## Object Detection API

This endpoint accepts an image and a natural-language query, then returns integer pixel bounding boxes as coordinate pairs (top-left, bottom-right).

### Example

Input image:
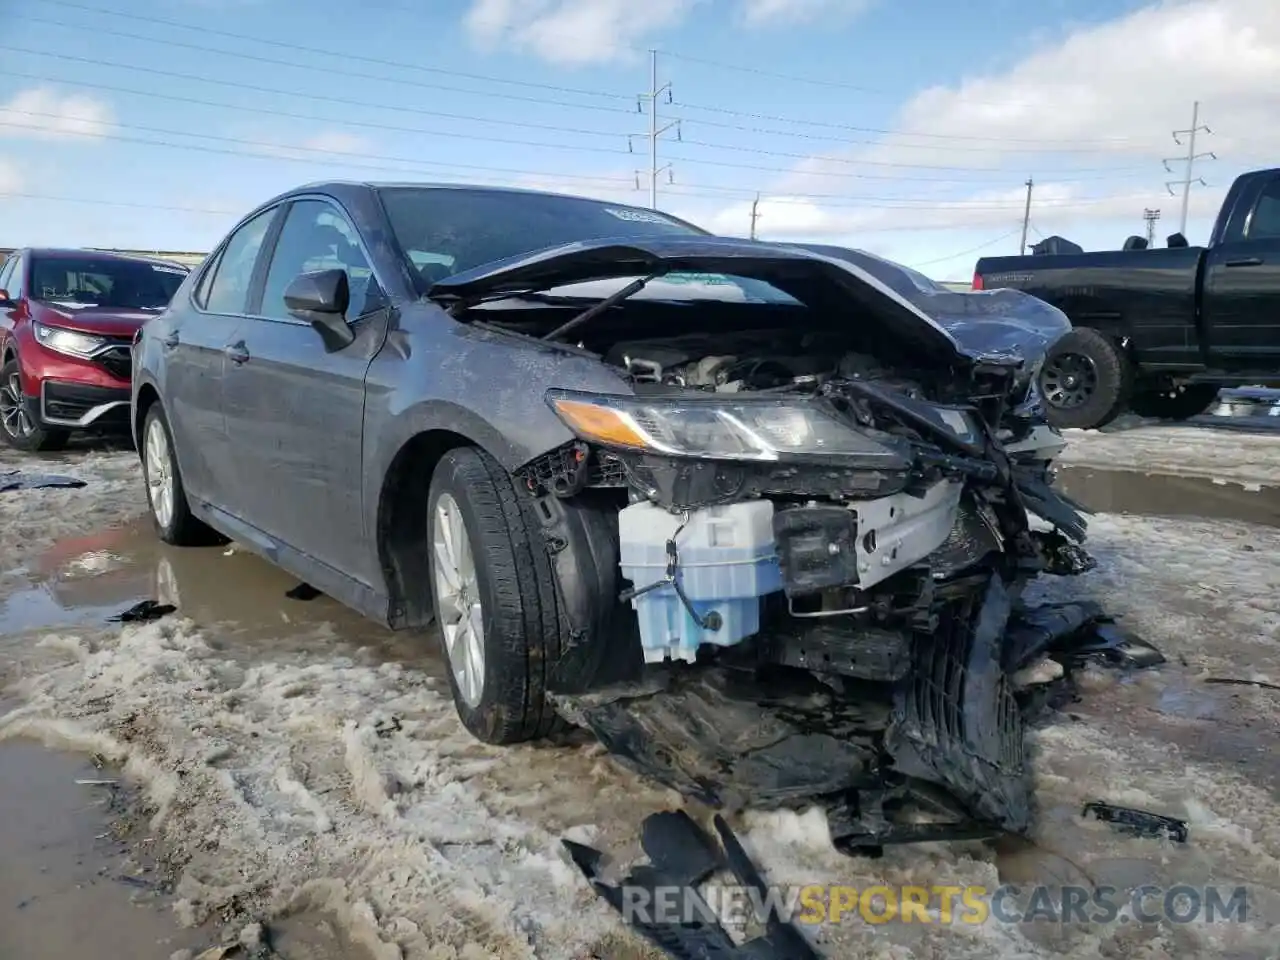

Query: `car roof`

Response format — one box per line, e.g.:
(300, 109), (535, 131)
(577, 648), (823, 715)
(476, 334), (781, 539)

(19, 247), (190, 270)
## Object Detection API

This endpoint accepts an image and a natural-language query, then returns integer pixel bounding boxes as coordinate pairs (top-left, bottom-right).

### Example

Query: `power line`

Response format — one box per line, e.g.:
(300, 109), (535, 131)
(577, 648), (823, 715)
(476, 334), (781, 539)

(907, 230), (1022, 268)
(9, 25), (636, 117)
(0, 113), (640, 186)
(0, 67), (632, 143)
(1163, 100), (1215, 236)
(670, 98), (1149, 146)
(13, 9), (1160, 152)
(28, 0), (636, 102)
(2, 57), (1152, 185)
(2, 54), (1153, 182)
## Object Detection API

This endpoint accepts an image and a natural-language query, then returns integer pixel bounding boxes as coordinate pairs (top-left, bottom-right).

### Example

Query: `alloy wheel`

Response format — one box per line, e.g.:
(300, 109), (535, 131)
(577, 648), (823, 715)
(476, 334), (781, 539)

(144, 415), (175, 530)
(432, 492), (486, 708)
(1040, 353), (1098, 410)
(0, 372), (34, 439)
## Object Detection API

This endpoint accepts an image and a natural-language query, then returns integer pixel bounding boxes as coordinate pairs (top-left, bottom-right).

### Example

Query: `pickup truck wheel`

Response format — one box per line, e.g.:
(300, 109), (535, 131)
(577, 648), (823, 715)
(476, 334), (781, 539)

(1037, 329), (1132, 430)
(1129, 384), (1219, 421)
(427, 446), (565, 745)
(0, 359), (70, 452)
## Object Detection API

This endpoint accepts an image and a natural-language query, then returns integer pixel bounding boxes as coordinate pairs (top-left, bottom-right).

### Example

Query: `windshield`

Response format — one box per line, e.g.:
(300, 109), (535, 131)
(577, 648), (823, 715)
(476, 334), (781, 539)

(377, 187), (709, 289)
(29, 256), (188, 309)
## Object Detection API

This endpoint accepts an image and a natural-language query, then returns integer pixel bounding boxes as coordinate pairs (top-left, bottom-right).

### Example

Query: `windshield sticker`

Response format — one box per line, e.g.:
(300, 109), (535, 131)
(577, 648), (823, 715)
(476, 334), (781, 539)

(603, 207), (678, 225)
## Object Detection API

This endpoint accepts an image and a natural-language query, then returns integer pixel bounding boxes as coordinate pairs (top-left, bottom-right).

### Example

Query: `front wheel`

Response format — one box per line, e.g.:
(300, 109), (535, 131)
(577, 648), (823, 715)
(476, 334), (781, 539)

(426, 446), (565, 745)
(1128, 384), (1219, 421)
(1037, 329), (1133, 430)
(0, 359), (70, 452)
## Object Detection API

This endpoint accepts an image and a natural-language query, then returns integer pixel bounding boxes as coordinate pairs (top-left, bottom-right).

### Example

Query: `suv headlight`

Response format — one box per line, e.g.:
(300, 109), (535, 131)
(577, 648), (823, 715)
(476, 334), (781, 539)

(546, 389), (909, 464)
(33, 321), (107, 359)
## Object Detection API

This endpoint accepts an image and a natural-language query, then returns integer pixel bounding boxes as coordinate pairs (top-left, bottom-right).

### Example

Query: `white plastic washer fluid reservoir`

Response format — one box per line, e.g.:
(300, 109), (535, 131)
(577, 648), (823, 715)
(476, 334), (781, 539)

(617, 500), (783, 664)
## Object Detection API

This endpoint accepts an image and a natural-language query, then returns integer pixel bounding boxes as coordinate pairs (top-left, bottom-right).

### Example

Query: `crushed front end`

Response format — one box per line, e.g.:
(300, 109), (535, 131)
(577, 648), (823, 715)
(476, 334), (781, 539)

(518, 339), (1090, 846)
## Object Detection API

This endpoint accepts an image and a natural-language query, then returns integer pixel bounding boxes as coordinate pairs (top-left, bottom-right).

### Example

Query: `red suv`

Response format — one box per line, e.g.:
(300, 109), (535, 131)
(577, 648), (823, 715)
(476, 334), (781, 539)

(0, 248), (189, 451)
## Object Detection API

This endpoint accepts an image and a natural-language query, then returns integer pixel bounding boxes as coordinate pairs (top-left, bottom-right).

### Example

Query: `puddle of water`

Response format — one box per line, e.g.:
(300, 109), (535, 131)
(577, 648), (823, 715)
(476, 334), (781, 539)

(0, 738), (207, 960)
(0, 517), (445, 676)
(1055, 466), (1280, 527)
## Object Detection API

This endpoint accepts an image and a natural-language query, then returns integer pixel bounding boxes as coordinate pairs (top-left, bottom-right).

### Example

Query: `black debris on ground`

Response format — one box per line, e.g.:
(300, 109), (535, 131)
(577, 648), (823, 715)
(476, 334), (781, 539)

(107, 599), (177, 624)
(0, 470), (87, 492)
(1081, 801), (1189, 843)
(284, 582), (322, 601)
(563, 809), (823, 960)
(1204, 677), (1280, 693)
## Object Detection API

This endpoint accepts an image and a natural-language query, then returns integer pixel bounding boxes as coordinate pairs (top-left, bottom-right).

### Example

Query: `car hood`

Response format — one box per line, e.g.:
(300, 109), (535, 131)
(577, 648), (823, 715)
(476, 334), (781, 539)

(426, 236), (982, 368)
(30, 301), (160, 337)
(779, 243), (1072, 375)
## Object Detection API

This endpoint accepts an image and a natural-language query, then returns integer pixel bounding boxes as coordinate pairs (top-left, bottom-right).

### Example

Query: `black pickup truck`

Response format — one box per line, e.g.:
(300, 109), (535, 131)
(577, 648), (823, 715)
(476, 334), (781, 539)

(973, 166), (1280, 429)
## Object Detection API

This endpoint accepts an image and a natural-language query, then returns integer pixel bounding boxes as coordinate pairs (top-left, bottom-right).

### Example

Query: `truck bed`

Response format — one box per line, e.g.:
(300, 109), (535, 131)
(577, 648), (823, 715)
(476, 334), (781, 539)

(975, 246), (1206, 367)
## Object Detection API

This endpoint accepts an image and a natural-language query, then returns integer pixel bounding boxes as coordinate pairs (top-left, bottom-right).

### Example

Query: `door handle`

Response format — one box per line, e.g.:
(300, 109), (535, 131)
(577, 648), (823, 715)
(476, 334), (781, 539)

(162, 331), (179, 349)
(225, 341), (250, 365)
(1225, 257), (1264, 267)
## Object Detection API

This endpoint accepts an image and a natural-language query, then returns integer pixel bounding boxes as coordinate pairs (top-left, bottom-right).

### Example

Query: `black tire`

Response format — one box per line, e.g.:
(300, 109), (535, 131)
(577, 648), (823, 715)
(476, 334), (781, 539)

(0, 358), (70, 452)
(1129, 384), (1219, 421)
(1037, 328), (1133, 430)
(426, 446), (565, 745)
(139, 403), (221, 546)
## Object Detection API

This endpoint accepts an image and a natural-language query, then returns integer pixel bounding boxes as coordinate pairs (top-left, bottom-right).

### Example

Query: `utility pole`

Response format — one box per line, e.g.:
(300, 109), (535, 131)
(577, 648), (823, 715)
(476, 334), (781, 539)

(1143, 208), (1161, 246)
(1164, 101), (1215, 236)
(749, 193), (761, 239)
(629, 49), (680, 209)
(1019, 178), (1033, 254)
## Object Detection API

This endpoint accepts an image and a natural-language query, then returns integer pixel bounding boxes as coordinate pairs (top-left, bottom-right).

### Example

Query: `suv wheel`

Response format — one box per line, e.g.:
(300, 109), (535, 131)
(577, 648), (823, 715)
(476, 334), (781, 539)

(426, 446), (565, 745)
(140, 404), (220, 545)
(0, 359), (70, 452)
(1037, 329), (1133, 430)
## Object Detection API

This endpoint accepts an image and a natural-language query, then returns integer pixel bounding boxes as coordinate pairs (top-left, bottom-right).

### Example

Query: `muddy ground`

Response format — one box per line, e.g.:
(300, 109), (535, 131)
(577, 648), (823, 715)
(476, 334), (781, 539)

(2, 425), (1280, 959)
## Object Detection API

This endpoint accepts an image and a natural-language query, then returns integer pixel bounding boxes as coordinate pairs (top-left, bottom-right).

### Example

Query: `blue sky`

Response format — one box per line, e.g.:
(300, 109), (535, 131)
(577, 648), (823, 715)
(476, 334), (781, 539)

(1, 0), (1277, 279)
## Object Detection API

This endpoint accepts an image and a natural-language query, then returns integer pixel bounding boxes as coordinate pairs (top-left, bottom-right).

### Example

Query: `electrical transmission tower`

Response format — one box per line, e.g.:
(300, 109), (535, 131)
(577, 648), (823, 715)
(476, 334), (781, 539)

(1164, 101), (1215, 236)
(1019, 178), (1033, 254)
(750, 193), (761, 239)
(1143, 208), (1161, 246)
(629, 50), (681, 209)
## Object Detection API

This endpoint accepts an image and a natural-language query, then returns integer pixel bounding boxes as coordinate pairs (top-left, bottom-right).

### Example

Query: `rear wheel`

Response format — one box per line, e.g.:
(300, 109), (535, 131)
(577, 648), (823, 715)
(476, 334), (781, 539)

(426, 446), (565, 745)
(140, 404), (221, 546)
(1037, 329), (1133, 430)
(1129, 383), (1219, 421)
(0, 359), (70, 452)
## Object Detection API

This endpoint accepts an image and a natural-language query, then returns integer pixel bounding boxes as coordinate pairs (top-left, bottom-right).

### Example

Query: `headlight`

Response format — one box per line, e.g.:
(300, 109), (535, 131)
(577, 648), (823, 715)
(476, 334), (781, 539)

(33, 321), (107, 359)
(546, 389), (907, 463)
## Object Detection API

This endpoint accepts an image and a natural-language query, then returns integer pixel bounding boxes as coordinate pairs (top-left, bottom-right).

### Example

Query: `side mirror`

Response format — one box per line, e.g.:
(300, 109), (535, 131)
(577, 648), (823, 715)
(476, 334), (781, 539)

(284, 269), (355, 352)
(0, 289), (12, 308)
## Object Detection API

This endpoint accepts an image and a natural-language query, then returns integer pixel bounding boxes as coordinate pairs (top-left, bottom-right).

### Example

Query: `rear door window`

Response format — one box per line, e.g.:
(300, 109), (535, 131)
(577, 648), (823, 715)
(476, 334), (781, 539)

(202, 208), (277, 315)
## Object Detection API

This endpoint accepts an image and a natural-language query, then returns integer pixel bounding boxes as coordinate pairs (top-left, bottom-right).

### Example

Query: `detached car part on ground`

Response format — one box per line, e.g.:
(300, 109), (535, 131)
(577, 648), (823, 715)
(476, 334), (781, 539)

(130, 184), (1137, 870)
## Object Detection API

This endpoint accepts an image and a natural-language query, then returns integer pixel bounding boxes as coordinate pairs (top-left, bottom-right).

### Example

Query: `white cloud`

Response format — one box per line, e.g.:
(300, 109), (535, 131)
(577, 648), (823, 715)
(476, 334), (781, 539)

(706, 0), (1280, 275)
(0, 87), (115, 141)
(464, 0), (692, 65)
(0, 158), (21, 193)
(738, 0), (873, 27)
(463, 0), (871, 64)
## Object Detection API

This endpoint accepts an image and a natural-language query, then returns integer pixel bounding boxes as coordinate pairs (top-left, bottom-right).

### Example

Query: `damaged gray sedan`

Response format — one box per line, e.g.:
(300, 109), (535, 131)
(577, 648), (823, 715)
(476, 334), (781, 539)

(133, 182), (1120, 855)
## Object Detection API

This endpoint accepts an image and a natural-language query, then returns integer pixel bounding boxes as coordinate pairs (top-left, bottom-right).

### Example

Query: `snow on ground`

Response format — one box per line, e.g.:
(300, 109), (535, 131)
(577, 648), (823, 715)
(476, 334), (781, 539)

(1059, 420), (1280, 488)
(2, 443), (1280, 958)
